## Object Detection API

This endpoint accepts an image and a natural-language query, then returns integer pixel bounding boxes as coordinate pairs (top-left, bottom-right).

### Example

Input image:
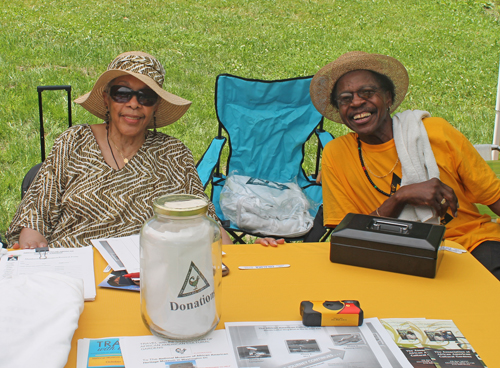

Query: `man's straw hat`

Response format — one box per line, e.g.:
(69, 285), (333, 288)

(310, 51), (409, 123)
(75, 51), (191, 128)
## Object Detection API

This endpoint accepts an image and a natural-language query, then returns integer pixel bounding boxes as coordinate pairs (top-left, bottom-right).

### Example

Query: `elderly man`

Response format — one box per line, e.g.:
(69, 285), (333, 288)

(310, 51), (500, 280)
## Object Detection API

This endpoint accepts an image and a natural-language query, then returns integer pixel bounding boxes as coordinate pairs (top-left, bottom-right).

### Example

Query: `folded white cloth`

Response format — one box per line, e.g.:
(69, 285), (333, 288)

(220, 174), (314, 237)
(392, 110), (440, 224)
(0, 272), (84, 368)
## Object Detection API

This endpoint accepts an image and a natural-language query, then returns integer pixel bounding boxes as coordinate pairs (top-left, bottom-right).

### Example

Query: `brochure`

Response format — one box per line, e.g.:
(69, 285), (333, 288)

(224, 320), (409, 367)
(380, 318), (487, 367)
(365, 318), (413, 368)
(77, 331), (233, 368)
(98, 270), (140, 292)
(77, 337), (124, 368)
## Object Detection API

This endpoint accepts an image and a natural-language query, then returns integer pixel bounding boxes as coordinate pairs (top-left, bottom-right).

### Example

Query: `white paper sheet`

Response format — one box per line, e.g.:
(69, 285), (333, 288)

(365, 318), (413, 368)
(225, 320), (395, 368)
(91, 235), (140, 273)
(118, 331), (233, 367)
(0, 246), (96, 301)
(91, 235), (226, 276)
(91, 238), (126, 272)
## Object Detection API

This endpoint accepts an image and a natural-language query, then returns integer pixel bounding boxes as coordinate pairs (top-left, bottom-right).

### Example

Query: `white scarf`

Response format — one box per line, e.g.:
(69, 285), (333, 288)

(392, 110), (440, 223)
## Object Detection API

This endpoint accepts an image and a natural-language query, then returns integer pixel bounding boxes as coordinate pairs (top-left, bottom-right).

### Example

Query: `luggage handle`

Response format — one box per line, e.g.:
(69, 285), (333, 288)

(370, 218), (412, 234)
(37, 85), (72, 162)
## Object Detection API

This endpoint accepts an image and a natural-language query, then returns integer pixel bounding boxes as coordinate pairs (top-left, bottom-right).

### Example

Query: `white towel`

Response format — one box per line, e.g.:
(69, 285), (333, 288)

(392, 110), (440, 223)
(0, 272), (84, 368)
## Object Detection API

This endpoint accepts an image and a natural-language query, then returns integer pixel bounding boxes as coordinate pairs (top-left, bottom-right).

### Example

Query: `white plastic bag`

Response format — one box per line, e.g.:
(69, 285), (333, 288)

(219, 174), (314, 237)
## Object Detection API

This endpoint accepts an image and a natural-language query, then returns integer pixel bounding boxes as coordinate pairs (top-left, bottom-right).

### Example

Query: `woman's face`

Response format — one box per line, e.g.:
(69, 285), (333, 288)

(103, 75), (159, 139)
(334, 70), (393, 144)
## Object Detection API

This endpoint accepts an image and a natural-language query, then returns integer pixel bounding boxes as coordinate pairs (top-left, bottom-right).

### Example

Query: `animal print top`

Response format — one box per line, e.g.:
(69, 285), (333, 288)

(7, 124), (217, 247)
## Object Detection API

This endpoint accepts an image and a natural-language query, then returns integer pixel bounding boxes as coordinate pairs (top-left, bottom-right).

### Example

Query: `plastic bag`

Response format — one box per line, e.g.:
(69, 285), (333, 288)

(219, 173), (315, 237)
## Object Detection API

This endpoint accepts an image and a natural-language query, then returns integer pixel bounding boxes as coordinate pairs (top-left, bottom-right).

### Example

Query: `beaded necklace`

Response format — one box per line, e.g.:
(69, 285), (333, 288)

(357, 138), (397, 197)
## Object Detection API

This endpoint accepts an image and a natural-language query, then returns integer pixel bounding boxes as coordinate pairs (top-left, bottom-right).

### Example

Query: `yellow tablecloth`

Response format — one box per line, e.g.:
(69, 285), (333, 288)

(66, 241), (500, 367)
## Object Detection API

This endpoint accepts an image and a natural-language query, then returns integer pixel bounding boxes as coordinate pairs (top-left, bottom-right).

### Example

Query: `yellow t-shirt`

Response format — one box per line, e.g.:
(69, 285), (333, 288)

(322, 116), (500, 251)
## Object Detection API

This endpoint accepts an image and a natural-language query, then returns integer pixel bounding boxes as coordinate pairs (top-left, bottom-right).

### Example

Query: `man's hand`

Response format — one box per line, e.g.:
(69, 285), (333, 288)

(315, 171), (322, 184)
(384, 178), (458, 218)
(255, 238), (286, 247)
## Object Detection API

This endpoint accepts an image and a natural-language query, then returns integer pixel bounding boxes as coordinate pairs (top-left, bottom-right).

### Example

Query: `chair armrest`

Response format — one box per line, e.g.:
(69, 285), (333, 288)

(315, 129), (334, 149)
(22, 162), (43, 199)
(196, 137), (227, 188)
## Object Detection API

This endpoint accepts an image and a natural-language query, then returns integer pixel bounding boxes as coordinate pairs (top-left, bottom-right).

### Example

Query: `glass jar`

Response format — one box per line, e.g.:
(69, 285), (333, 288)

(140, 194), (222, 339)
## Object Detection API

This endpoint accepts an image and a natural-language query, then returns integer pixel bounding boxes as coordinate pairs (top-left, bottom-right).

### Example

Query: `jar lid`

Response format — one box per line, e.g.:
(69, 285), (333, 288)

(153, 194), (209, 217)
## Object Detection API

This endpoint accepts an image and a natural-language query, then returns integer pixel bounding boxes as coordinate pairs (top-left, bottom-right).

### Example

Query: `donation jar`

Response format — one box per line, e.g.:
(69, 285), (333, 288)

(140, 194), (222, 339)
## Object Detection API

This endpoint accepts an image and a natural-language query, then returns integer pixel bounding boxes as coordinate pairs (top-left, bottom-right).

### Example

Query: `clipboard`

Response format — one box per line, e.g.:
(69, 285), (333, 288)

(0, 246), (96, 301)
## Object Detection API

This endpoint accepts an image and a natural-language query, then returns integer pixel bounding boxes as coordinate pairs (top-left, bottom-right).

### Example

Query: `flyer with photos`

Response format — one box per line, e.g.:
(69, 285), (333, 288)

(380, 318), (487, 367)
(224, 320), (410, 368)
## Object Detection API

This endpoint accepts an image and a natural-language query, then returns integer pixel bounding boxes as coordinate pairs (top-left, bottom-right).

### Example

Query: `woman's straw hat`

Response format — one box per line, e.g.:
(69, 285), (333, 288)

(310, 51), (409, 123)
(75, 51), (191, 128)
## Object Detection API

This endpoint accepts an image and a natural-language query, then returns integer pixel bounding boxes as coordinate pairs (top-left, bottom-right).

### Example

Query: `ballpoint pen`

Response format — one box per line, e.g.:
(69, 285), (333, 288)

(123, 272), (140, 279)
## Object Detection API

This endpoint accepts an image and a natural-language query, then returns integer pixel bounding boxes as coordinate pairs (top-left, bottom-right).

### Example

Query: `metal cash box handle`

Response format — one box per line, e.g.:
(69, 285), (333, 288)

(370, 219), (412, 234)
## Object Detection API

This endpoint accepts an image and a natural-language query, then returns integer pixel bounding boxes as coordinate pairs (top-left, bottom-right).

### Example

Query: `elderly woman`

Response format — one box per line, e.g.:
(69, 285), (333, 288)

(310, 51), (500, 280)
(7, 51), (233, 248)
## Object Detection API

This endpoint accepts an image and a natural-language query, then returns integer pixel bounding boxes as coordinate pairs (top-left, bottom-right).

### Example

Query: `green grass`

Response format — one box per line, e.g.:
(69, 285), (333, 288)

(1, 0), (500, 235)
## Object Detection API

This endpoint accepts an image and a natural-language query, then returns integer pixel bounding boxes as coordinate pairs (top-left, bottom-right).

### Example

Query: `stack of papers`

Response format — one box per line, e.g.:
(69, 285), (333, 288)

(77, 319), (413, 367)
(76, 318), (487, 367)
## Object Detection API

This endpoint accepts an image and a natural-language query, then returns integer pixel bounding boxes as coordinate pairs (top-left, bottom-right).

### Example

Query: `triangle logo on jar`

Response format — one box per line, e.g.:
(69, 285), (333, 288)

(178, 261), (211, 297)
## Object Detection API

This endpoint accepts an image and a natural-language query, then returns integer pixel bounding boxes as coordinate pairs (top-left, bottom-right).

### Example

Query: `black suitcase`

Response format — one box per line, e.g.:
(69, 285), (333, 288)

(21, 86), (72, 198)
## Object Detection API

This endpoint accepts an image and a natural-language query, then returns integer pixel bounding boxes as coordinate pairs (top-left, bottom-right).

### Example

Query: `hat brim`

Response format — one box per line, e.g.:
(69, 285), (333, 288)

(310, 52), (409, 123)
(74, 70), (191, 128)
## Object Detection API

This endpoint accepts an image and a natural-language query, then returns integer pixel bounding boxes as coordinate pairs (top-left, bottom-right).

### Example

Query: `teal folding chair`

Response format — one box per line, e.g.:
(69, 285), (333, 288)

(196, 74), (334, 243)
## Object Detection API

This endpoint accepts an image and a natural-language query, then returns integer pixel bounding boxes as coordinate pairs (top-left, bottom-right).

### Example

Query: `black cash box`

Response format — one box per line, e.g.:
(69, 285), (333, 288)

(330, 213), (446, 278)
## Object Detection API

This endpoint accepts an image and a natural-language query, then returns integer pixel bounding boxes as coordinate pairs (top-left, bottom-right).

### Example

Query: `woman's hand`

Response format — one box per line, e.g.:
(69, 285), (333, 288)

(220, 228), (284, 246)
(255, 238), (286, 247)
(381, 178), (458, 218)
(13, 228), (48, 249)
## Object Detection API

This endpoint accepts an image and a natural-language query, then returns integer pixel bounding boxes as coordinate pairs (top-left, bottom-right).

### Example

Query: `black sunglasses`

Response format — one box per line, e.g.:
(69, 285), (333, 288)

(109, 85), (159, 106)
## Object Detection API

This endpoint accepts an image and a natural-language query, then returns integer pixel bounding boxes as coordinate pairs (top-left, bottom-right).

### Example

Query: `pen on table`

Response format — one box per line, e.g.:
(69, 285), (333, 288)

(238, 264), (290, 270)
(123, 272), (140, 279)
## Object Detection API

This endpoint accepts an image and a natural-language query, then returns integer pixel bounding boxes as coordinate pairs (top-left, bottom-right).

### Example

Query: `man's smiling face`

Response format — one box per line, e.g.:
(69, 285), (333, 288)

(334, 70), (394, 144)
